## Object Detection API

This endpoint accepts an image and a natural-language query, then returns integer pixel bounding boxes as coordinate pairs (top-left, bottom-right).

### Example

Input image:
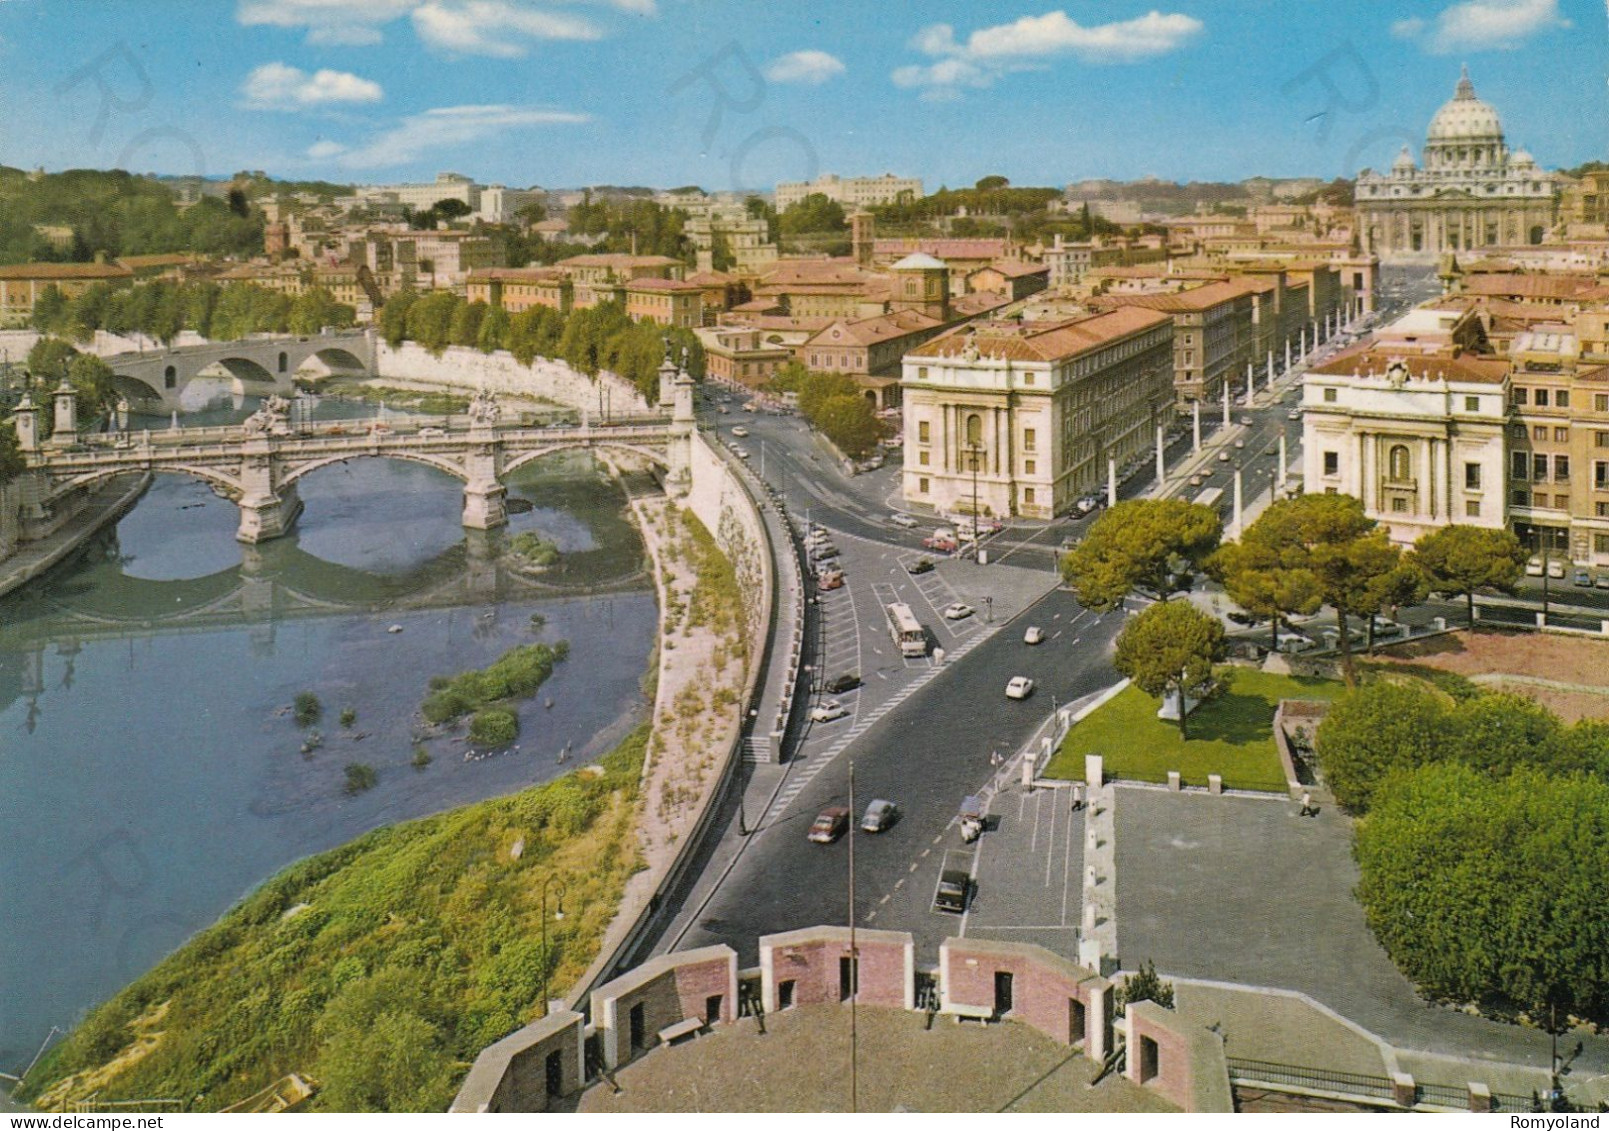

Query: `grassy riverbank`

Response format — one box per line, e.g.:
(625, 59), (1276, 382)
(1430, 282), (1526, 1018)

(20, 726), (649, 1113)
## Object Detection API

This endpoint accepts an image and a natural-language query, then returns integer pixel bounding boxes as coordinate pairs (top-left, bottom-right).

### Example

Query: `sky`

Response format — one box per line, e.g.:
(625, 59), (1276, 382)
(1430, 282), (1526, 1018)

(0, 0), (1603, 192)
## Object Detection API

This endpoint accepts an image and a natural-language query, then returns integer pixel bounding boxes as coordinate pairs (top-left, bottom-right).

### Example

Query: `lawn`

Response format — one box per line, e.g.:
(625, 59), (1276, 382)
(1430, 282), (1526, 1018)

(1045, 668), (1344, 792)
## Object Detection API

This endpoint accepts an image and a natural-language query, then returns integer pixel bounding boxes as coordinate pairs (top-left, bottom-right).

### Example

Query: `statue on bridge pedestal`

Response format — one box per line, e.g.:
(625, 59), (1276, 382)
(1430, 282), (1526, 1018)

(241, 394), (293, 437)
(468, 388), (501, 429)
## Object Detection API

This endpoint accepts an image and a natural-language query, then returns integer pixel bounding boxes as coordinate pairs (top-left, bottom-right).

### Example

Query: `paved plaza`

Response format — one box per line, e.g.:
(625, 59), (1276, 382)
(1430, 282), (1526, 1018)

(577, 1004), (1174, 1113)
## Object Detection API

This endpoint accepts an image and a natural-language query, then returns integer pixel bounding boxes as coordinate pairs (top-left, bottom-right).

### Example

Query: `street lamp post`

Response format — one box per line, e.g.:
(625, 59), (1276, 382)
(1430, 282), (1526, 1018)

(540, 877), (567, 1017)
(967, 442), (983, 527)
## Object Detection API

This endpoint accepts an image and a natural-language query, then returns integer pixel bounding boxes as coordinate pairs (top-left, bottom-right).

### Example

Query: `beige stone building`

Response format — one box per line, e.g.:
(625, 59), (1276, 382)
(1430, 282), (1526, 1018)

(1356, 68), (1561, 263)
(901, 308), (1175, 520)
(774, 173), (922, 212)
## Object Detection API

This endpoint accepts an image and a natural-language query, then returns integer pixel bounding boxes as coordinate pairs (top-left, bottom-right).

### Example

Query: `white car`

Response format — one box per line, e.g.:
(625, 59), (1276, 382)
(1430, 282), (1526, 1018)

(733, 447), (750, 460)
(889, 513), (919, 528)
(417, 426), (446, 438)
(731, 426), (749, 437)
(1023, 626), (1045, 645)
(943, 603), (975, 620)
(1287, 408), (1302, 420)
(1548, 559), (1566, 579)
(1526, 555), (1544, 576)
(1005, 676), (1035, 700)
(810, 699), (848, 723)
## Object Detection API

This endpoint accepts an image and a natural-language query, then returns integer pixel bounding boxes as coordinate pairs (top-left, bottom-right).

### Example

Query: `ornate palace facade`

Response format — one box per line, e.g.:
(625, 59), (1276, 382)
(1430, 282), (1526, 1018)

(1356, 68), (1561, 263)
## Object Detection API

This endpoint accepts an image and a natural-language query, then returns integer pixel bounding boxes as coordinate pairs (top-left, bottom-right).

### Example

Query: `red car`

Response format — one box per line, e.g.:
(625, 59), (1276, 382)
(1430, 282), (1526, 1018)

(808, 807), (850, 844)
(923, 535), (958, 553)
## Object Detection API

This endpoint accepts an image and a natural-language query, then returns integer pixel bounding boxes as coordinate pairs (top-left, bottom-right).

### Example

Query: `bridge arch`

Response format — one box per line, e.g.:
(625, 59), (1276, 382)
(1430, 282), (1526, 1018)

(49, 462), (245, 502)
(502, 441), (669, 478)
(277, 449), (471, 490)
(209, 357), (278, 384)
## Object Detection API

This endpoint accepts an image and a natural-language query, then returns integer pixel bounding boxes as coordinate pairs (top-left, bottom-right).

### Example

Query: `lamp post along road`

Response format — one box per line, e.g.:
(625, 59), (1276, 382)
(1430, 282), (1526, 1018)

(540, 877), (567, 1017)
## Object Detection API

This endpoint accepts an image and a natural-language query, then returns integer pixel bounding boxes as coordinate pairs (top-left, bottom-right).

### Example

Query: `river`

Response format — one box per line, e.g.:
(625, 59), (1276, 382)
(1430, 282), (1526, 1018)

(0, 392), (657, 1073)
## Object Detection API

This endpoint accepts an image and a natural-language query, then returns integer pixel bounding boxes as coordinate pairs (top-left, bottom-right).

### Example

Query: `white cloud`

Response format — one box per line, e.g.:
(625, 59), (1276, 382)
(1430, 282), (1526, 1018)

(237, 0), (653, 50)
(1394, 0), (1570, 53)
(764, 49), (846, 85)
(892, 9), (1203, 98)
(241, 62), (385, 109)
(312, 103), (589, 168)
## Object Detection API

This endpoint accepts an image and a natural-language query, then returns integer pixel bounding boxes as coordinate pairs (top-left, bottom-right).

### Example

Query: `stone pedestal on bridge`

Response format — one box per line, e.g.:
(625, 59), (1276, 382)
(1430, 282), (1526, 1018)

(237, 484), (302, 544)
(462, 480), (509, 531)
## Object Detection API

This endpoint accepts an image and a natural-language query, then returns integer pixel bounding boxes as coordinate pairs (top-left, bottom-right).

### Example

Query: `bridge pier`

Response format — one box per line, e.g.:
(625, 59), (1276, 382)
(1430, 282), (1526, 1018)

(237, 484), (302, 544)
(462, 481), (508, 531)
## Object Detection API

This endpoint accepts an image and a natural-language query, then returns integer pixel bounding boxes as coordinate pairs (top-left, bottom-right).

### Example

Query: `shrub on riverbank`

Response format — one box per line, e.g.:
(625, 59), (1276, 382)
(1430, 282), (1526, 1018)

(469, 708), (518, 746)
(420, 641), (570, 726)
(19, 726), (650, 1113)
(343, 763), (377, 795)
(293, 692), (322, 727)
(510, 532), (560, 568)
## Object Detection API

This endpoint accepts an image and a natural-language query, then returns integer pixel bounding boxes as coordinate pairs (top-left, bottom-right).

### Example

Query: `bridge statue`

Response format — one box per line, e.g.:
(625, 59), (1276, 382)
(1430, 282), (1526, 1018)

(467, 389), (501, 429)
(241, 394), (292, 437)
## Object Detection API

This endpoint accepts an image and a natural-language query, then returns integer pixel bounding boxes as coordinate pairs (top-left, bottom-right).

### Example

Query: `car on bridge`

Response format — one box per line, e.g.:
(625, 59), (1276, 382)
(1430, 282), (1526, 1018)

(417, 426), (446, 438)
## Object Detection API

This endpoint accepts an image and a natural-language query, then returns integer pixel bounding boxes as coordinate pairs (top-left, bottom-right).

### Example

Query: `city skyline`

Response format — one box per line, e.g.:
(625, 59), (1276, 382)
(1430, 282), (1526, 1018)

(0, 0), (1602, 193)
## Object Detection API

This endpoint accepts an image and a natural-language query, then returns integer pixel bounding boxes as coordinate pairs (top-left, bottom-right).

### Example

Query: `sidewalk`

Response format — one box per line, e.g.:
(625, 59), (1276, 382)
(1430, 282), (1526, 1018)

(0, 472), (151, 601)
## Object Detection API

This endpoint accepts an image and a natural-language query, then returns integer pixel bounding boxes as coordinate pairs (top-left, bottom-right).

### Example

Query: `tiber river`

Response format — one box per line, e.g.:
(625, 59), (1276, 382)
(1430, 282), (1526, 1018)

(0, 392), (657, 1073)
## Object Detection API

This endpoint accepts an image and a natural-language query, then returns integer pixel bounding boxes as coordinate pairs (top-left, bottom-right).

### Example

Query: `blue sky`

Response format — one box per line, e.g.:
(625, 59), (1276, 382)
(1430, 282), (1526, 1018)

(0, 0), (1603, 191)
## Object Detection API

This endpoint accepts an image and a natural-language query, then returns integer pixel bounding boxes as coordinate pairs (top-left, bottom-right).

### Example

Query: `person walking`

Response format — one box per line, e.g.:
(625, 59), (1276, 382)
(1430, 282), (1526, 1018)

(1299, 790), (1316, 818)
(1071, 781), (1085, 811)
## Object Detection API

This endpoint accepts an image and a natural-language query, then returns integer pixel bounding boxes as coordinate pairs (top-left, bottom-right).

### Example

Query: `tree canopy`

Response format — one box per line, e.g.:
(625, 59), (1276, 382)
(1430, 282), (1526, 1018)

(1113, 599), (1226, 738)
(766, 362), (889, 459)
(1412, 524), (1526, 624)
(1060, 499), (1222, 612)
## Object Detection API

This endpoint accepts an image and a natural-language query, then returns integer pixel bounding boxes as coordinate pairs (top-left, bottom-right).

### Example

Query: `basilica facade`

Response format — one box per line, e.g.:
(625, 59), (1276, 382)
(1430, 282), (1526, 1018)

(1356, 68), (1561, 263)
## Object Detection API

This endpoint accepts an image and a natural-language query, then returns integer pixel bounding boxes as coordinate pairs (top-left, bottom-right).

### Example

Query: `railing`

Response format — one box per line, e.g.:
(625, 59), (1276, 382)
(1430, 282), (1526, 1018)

(1415, 1080), (1470, 1108)
(1226, 1057), (1395, 1104)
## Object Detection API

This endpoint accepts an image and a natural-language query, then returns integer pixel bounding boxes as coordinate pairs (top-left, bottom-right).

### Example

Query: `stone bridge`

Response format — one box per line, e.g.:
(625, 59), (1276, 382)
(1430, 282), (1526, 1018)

(103, 329), (374, 412)
(11, 380), (693, 544)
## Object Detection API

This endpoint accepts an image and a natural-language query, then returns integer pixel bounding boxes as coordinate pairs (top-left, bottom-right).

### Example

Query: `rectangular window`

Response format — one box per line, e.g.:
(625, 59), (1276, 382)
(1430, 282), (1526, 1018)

(1024, 487), (1036, 505)
(1556, 427), (1570, 443)
(1535, 388), (1550, 407)
(1024, 428), (1037, 452)
(1534, 426), (1548, 441)
(1556, 455), (1570, 481)
(1512, 489), (1530, 507)
(1391, 497), (1409, 513)
(1024, 459), (1036, 475)
(1465, 462), (1481, 490)
(1597, 501), (1609, 518)
(1465, 396), (1481, 412)
(1323, 451), (1339, 476)
(918, 421), (931, 443)
(918, 367), (929, 380)
(1023, 372), (1035, 385)
(917, 477), (929, 494)
(1597, 394), (1609, 413)
(1556, 390), (1571, 408)
(1557, 494), (1571, 509)
(1514, 388), (1529, 406)
(1598, 534), (1609, 555)
(1514, 452), (1531, 480)
(1466, 499), (1482, 517)
(1534, 454), (1549, 481)
(1323, 387), (1337, 403)
(918, 451), (929, 466)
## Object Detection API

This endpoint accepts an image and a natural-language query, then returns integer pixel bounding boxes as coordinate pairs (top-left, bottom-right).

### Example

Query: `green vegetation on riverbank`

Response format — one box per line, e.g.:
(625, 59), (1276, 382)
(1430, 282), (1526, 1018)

(510, 532), (560, 568)
(313, 382), (472, 416)
(420, 640), (570, 730)
(19, 726), (650, 1113)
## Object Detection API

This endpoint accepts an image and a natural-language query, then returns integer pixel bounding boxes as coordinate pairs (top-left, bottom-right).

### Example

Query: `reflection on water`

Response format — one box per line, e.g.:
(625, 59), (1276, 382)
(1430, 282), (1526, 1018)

(0, 441), (655, 1071)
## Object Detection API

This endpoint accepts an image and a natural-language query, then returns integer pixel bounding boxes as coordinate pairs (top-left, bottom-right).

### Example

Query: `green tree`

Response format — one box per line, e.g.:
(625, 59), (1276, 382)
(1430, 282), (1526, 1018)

(379, 290), (418, 348)
(1315, 680), (1452, 813)
(0, 421), (25, 486)
(1207, 536), (1322, 653)
(975, 175), (1011, 191)
(67, 353), (117, 419)
(1120, 959), (1175, 1010)
(812, 393), (889, 459)
(779, 193), (848, 238)
(476, 305), (510, 354)
(1061, 499), (1222, 612)
(1355, 763), (1609, 1024)
(1413, 525), (1527, 625)
(27, 336), (79, 386)
(29, 284), (68, 334)
(448, 300), (488, 349)
(1113, 599), (1226, 739)
(287, 287), (354, 336)
(405, 291), (462, 356)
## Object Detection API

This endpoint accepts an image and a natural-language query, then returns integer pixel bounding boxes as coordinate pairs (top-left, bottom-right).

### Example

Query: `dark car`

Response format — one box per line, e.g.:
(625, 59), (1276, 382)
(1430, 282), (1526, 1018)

(825, 673), (861, 694)
(906, 557), (935, 575)
(861, 799), (898, 833)
(808, 807), (850, 844)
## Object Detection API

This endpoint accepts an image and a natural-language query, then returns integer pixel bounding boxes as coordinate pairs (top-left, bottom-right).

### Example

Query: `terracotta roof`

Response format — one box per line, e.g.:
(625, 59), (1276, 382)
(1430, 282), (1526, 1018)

(807, 309), (943, 347)
(1308, 346), (1509, 385)
(1461, 274), (1597, 301)
(117, 253), (200, 269)
(950, 290), (1013, 316)
(468, 267), (565, 283)
(0, 261), (134, 281)
(1574, 365), (1609, 383)
(685, 270), (740, 285)
(972, 259), (1050, 279)
(760, 258), (872, 287)
(1090, 279), (1258, 313)
(873, 237), (1009, 261)
(557, 253), (683, 269)
(909, 306), (1172, 364)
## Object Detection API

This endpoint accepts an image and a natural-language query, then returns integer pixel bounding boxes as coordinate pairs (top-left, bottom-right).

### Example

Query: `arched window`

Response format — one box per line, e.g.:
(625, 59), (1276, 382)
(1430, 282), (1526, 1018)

(965, 413), (982, 447)
(1389, 445), (1411, 482)
(164, 365), (177, 389)
(278, 351), (288, 373)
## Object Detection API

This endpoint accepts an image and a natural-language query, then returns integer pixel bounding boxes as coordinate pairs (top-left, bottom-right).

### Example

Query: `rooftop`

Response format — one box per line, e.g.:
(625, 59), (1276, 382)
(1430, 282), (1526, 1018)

(1308, 346), (1510, 385)
(910, 306), (1172, 364)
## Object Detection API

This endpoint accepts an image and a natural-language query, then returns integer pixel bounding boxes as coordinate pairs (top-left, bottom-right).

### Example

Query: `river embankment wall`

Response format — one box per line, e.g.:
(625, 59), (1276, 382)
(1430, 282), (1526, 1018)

(374, 342), (649, 417)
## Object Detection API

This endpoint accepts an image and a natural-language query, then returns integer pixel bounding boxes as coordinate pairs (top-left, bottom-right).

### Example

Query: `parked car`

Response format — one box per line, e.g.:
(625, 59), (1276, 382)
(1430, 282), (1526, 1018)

(808, 806), (850, 844)
(1023, 626), (1045, 645)
(417, 426), (446, 438)
(1239, 416), (1252, 426)
(860, 799), (898, 833)
(1596, 572), (1609, 591)
(810, 699), (848, 723)
(817, 570), (844, 592)
(943, 603), (974, 620)
(1575, 568), (1593, 587)
(825, 672), (861, 694)
(1188, 474), (1204, 487)
(1005, 676), (1035, 700)
(1526, 555), (1545, 576)
(889, 513), (919, 528)
(1548, 559), (1566, 579)
(733, 447), (750, 460)
(923, 536), (959, 553)
(1217, 451), (1232, 462)
(811, 543), (839, 560)
(1072, 495), (1102, 517)
(730, 426), (749, 437)
(906, 557), (935, 575)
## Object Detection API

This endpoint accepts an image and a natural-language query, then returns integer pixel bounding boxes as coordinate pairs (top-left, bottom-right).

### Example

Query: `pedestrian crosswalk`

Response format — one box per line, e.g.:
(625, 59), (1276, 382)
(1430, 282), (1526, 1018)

(762, 625), (996, 823)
